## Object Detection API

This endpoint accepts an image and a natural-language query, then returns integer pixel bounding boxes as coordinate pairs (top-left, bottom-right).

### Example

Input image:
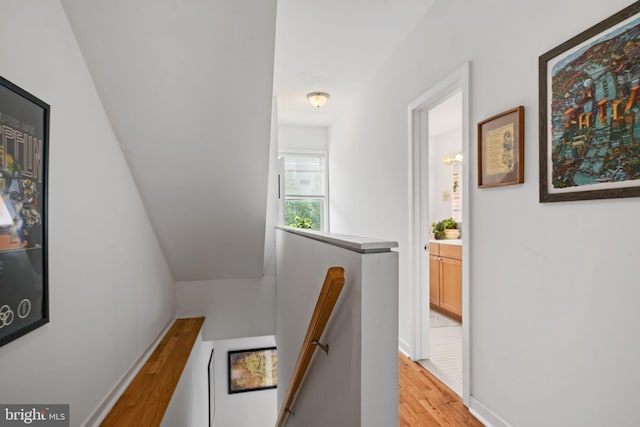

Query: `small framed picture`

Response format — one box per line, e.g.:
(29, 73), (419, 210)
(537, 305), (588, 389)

(477, 106), (525, 188)
(227, 347), (277, 394)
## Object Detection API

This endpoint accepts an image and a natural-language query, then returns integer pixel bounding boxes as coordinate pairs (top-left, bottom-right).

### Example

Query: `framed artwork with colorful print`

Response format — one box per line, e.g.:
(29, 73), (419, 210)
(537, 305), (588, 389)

(540, 2), (640, 202)
(228, 347), (277, 394)
(0, 75), (49, 347)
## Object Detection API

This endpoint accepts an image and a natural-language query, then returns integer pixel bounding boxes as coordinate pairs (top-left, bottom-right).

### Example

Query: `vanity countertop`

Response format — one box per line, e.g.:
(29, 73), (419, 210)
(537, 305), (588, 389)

(429, 239), (462, 246)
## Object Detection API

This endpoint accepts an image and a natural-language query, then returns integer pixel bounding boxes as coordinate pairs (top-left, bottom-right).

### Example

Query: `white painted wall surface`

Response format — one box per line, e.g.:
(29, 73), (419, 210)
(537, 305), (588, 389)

(161, 330), (212, 427)
(264, 97), (280, 277)
(429, 127), (462, 225)
(328, 0), (640, 425)
(175, 277), (276, 341)
(210, 335), (277, 427)
(275, 228), (398, 427)
(61, 0), (277, 283)
(173, 99), (278, 345)
(278, 125), (328, 152)
(0, 2), (175, 426)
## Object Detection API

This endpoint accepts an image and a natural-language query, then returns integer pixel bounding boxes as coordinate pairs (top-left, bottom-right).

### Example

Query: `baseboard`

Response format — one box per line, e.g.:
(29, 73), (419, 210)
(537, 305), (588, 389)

(469, 397), (512, 427)
(398, 338), (411, 358)
(81, 317), (176, 427)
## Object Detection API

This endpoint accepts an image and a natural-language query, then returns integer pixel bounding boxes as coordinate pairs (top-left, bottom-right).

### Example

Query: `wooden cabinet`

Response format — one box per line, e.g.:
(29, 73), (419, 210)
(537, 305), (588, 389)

(428, 242), (462, 322)
(429, 253), (441, 307)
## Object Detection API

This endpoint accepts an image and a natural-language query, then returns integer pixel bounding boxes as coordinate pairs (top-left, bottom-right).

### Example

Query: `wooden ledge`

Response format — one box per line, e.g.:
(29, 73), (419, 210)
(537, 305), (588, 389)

(101, 317), (205, 427)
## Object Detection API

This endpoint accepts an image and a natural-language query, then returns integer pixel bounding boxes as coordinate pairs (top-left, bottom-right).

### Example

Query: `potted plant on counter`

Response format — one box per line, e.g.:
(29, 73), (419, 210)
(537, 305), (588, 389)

(442, 218), (460, 239)
(431, 221), (446, 240)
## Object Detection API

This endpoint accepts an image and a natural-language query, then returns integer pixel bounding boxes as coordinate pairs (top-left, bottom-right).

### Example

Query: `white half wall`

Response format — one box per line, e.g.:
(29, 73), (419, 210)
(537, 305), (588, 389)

(0, 1), (175, 426)
(329, 0), (640, 425)
(210, 335), (277, 427)
(175, 277), (276, 341)
(275, 227), (398, 427)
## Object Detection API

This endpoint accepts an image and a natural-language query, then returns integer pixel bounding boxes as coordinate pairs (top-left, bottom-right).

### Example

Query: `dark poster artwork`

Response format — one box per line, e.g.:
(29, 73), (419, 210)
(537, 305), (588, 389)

(541, 4), (640, 201)
(0, 76), (49, 347)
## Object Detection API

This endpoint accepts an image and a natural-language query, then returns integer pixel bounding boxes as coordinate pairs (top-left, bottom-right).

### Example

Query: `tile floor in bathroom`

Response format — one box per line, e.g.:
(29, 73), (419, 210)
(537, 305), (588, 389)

(418, 310), (462, 396)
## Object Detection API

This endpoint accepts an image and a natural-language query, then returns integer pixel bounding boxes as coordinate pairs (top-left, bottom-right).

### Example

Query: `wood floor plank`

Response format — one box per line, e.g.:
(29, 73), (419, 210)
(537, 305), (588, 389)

(101, 317), (205, 427)
(399, 353), (483, 426)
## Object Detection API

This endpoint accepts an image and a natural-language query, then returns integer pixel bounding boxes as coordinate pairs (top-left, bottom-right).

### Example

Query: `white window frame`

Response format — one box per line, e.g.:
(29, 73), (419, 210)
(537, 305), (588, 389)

(278, 150), (329, 232)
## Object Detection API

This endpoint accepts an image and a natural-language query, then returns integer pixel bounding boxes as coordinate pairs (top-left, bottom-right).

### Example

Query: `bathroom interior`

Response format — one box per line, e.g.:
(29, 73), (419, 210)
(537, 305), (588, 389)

(419, 90), (463, 396)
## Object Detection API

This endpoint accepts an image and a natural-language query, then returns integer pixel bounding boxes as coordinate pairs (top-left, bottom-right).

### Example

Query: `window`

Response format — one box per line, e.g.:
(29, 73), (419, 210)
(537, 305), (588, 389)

(279, 153), (328, 231)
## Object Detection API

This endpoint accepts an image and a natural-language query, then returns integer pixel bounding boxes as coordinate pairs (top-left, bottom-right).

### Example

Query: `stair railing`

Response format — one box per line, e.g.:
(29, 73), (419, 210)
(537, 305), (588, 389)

(274, 266), (345, 427)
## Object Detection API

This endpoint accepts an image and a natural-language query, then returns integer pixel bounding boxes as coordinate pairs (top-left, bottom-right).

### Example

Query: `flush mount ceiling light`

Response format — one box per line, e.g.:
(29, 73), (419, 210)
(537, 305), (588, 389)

(307, 92), (330, 109)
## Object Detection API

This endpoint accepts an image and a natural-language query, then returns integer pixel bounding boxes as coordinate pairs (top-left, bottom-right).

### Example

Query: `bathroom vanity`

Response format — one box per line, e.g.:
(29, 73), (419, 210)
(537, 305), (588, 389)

(429, 240), (462, 322)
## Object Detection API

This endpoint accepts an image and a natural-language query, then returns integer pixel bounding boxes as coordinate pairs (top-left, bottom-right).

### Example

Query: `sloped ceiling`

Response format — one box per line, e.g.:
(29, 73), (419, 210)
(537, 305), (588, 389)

(61, 0), (277, 281)
(60, 0), (435, 281)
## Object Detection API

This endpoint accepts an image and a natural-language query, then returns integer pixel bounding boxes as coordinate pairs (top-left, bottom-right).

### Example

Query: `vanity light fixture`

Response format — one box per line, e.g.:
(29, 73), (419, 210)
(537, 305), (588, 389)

(443, 152), (463, 165)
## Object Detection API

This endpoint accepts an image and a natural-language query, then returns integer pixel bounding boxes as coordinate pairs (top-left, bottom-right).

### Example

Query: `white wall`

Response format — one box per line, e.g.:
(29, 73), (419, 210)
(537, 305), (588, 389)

(329, 0), (640, 425)
(278, 125), (328, 152)
(0, 2), (175, 426)
(173, 99), (278, 344)
(429, 127), (462, 224)
(175, 277), (276, 341)
(210, 335), (277, 427)
(264, 97), (280, 277)
(161, 330), (212, 427)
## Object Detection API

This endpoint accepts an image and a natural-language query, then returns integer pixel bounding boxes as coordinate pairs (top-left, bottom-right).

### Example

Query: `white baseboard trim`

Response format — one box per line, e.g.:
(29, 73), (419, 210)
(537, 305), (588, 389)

(81, 317), (176, 427)
(469, 397), (512, 427)
(398, 338), (411, 358)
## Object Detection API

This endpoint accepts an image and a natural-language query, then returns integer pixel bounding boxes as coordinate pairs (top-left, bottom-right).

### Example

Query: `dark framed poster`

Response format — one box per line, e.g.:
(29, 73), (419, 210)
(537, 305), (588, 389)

(0, 75), (49, 347)
(539, 2), (640, 202)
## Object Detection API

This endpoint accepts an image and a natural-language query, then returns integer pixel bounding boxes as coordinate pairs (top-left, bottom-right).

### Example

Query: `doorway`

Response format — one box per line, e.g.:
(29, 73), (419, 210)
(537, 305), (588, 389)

(408, 63), (470, 405)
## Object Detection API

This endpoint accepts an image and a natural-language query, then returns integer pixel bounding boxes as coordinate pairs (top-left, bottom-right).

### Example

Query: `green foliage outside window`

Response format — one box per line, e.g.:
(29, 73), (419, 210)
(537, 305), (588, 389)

(284, 199), (321, 231)
(290, 216), (313, 229)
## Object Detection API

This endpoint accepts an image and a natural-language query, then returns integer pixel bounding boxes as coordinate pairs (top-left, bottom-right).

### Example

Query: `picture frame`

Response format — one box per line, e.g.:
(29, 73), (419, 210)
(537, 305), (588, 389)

(227, 347), (277, 394)
(477, 106), (524, 188)
(0, 75), (49, 347)
(539, 2), (640, 202)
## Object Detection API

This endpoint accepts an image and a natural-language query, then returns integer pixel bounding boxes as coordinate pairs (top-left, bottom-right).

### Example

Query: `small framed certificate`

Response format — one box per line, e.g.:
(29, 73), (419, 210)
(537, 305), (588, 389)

(478, 106), (524, 188)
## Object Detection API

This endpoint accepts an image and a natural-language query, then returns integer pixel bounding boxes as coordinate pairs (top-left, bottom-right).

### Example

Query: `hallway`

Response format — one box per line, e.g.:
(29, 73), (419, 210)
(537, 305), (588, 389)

(399, 354), (482, 426)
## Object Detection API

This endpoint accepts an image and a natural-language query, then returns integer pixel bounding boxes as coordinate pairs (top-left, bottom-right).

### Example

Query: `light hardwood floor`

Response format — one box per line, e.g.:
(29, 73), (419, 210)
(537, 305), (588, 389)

(399, 353), (483, 426)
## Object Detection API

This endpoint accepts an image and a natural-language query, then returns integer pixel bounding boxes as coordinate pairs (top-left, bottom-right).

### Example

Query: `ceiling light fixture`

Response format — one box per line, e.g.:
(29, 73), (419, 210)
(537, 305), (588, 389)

(307, 92), (330, 109)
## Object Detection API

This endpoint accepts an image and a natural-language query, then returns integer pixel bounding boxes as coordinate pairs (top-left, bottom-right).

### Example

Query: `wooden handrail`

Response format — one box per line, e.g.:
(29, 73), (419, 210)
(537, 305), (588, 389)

(275, 266), (345, 427)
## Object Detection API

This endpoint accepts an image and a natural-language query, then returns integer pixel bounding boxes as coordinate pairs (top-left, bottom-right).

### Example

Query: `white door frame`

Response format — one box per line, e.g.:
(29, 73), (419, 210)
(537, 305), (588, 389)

(407, 62), (471, 405)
